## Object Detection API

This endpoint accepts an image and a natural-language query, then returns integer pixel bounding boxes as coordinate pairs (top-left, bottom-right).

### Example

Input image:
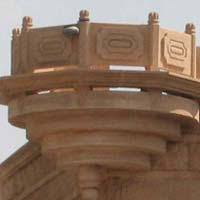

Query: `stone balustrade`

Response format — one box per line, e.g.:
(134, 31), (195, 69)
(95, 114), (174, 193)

(0, 10), (200, 200)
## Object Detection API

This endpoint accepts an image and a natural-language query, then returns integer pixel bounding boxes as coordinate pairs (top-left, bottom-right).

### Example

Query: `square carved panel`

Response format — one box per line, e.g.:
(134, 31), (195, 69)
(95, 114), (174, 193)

(97, 27), (144, 61)
(161, 30), (193, 76)
(28, 27), (73, 69)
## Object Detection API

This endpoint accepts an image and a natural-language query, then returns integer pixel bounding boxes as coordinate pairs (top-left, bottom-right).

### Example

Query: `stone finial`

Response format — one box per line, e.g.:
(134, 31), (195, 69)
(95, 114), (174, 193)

(12, 28), (21, 38)
(79, 9), (90, 22)
(185, 23), (196, 34)
(22, 16), (33, 29)
(148, 12), (159, 25)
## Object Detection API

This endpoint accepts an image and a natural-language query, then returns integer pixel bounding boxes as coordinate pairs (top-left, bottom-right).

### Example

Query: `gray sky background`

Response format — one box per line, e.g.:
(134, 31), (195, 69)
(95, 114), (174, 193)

(0, 0), (200, 163)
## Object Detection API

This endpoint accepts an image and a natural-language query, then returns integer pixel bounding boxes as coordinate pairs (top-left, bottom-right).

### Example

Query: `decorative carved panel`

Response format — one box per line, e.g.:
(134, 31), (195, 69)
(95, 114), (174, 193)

(160, 29), (193, 76)
(39, 37), (71, 59)
(164, 37), (187, 66)
(97, 28), (144, 61)
(28, 27), (76, 71)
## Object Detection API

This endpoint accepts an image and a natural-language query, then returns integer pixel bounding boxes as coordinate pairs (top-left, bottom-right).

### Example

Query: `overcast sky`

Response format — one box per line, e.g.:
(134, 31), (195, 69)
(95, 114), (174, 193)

(0, 0), (200, 163)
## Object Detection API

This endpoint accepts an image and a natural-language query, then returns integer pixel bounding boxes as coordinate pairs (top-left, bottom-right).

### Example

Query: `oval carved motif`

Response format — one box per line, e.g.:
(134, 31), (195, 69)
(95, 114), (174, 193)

(39, 38), (67, 56)
(170, 45), (184, 56)
(167, 39), (187, 61)
(97, 28), (144, 60)
(108, 39), (134, 49)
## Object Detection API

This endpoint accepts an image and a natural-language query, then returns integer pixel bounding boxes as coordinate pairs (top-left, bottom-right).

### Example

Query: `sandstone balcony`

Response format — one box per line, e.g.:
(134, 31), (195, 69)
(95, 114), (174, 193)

(0, 10), (200, 200)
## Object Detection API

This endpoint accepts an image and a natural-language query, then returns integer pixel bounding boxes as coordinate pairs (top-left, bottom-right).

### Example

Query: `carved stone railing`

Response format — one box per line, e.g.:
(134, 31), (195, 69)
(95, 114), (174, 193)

(0, 10), (200, 200)
(11, 11), (198, 78)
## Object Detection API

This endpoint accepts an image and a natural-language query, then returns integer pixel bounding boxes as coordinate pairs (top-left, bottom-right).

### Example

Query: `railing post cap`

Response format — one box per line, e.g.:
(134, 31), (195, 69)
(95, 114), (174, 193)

(148, 12), (159, 25)
(79, 9), (90, 22)
(12, 28), (21, 37)
(22, 16), (33, 28)
(185, 23), (196, 34)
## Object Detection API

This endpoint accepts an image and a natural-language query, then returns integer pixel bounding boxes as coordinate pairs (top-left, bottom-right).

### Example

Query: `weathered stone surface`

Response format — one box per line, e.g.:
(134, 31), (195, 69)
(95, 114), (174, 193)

(103, 175), (200, 200)
(152, 143), (189, 170)
(189, 144), (200, 170)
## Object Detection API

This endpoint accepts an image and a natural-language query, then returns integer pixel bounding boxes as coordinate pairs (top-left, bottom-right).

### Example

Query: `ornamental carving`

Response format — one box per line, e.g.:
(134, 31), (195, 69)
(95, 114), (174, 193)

(97, 28), (144, 61)
(163, 32), (192, 70)
(29, 28), (72, 68)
